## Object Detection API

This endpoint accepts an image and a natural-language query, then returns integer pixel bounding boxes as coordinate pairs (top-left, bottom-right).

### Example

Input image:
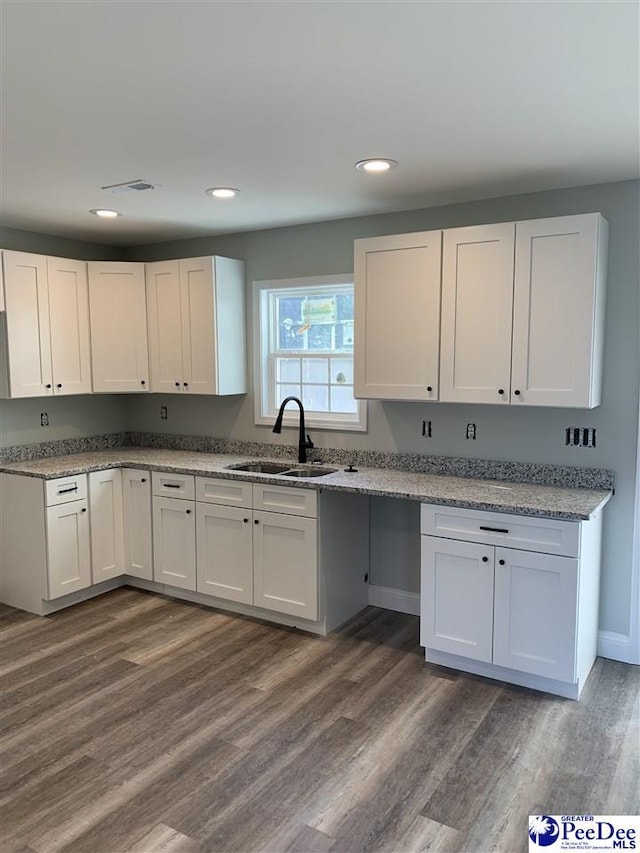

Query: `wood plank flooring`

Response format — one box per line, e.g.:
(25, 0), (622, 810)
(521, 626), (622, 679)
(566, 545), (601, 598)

(1, 588), (638, 853)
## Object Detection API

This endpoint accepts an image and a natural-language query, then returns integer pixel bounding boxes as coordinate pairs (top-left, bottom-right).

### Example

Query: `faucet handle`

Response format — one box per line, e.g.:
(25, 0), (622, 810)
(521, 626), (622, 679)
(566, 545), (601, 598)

(306, 434), (314, 448)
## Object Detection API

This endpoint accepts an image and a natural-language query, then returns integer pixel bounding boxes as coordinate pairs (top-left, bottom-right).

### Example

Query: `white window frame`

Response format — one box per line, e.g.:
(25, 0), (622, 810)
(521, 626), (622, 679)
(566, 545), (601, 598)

(253, 274), (367, 432)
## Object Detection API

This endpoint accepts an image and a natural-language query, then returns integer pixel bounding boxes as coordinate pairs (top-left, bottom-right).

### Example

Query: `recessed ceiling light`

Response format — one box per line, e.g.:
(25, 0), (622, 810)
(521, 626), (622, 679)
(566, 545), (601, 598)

(205, 187), (240, 199)
(354, 158), (398, 173)
(90, 208), (120, 218)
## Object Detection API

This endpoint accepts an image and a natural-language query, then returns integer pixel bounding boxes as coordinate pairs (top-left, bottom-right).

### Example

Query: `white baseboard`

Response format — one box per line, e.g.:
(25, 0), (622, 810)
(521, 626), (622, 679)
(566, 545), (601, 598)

(598, 630), (640, 665)
(368, 584), (420, 616)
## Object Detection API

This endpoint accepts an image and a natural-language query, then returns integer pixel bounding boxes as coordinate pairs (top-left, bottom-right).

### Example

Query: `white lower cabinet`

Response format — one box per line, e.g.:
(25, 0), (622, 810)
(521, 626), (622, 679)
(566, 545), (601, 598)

(89, 469), (124, 584)
(420, 503), (602, 698)
(152, 491), (196, 591)
(196, 503), (253, 604)
(253, 509), (318, 620)
(122, 469), (153, 580)
(46, 498), (91, 599)
(492, 548), (578, 682)
(195, 478), (319, 620)
(420, 536), (494, 663)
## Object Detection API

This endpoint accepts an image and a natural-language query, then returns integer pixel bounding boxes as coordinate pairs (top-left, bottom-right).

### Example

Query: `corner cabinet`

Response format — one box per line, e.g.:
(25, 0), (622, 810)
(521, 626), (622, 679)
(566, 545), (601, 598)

(420, 503), (602, 698)
(88, 262), (149, 393)
(146, 255), (247, 396)
(439, 213), (608, 408)
(0, 251), (92, 398)
(354, 230), (442, 401)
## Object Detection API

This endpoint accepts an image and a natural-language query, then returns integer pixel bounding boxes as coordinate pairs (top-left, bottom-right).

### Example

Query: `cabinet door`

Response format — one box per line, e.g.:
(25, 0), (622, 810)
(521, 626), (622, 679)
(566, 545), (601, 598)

(179, 257), (216, 395)
(420, 536), (494, 662)
(146, 260), (184, 393)
(47, 256), (92, 395)
(122, 469), (153, 580)
(511, 213), (607, 408)
(89, 469), (124, 584)
(354, 231), (442, 401)
(88, 262), (149, 393)
(253, 511), (318, 620)
(440, 224), (515, 404)
(493, 547), (578, 682)
(2, 251), (53, 397)
(152, 496), (196, 590)
(46, 500), (91, 599)
(196, 503), (253, 603)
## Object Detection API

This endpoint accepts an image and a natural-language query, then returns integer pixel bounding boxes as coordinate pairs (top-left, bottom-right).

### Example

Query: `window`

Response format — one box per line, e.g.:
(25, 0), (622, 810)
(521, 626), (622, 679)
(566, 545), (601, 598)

(254, 274), (366, 431)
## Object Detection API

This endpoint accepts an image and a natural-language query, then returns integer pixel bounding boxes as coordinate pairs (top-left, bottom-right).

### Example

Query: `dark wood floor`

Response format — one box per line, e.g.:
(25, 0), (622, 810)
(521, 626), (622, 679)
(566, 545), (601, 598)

(1, 588), (638, 853)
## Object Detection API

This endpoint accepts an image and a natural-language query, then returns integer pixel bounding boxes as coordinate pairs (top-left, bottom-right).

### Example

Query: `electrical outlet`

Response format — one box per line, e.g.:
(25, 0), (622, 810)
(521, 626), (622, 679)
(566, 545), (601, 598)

(466, 423), (476, 440)
(40, 412), (49, 427)
(421, 420), (432, 438)
(160, 406), (168, 420)
(565, 427), (596, 447)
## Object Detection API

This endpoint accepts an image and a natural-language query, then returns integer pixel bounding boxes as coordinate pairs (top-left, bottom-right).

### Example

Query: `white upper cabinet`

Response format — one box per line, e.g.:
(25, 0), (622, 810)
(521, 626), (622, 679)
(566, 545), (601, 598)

(511, 214), (608, 408)
(146, 255), (247, 396)
(354, 231), (442, 401)
(440, 224), (515, 404)
(0, 251), (91, 398)
(440, 213), (607, 408)
(88, 262), (149, 393)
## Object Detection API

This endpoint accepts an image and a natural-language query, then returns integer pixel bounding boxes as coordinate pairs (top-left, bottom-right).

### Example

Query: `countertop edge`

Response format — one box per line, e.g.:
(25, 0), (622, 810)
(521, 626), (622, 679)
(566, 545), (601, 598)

(0, 451), (613, 522)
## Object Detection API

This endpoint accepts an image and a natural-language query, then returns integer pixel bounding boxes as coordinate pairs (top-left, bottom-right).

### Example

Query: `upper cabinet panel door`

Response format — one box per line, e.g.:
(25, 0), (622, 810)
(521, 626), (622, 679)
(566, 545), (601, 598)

(354, 231), (442, 401)
(88, 262), (149, 393)
(146, 260), (184, 393)
(2, 251), (53, 397)
(440, 224), (515, 404)
(47, 257), (92, 395)
(511, 213), (608, 409)
(179, 257), (216, 395)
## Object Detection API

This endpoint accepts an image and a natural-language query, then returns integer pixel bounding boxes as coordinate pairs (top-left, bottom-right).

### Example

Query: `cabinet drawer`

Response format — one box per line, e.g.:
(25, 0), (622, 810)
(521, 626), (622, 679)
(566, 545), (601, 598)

(195, 476), (252, 508)
(45, 474), (88, 506)
(252, 484), (317, 518)
(152, 471), (195, 500)
(420, 504), (579, 557)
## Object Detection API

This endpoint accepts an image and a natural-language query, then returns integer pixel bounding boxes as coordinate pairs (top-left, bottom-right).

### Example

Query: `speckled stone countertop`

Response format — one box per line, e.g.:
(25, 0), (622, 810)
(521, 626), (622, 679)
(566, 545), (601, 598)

(0, 448), (612, 521)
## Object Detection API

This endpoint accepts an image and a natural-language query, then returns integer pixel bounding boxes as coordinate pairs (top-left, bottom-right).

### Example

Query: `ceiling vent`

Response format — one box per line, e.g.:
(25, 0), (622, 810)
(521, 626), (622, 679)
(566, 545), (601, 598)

(101, 179), (158, 194)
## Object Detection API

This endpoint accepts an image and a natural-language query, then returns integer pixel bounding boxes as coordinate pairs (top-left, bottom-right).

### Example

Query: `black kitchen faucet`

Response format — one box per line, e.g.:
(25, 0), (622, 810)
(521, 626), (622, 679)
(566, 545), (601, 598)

(272, 396), (314, 464)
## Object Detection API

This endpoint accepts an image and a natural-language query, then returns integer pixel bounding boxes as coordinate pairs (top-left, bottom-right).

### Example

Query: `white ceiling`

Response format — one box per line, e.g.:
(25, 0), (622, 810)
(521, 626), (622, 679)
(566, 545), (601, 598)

(1, 0), (638, 247)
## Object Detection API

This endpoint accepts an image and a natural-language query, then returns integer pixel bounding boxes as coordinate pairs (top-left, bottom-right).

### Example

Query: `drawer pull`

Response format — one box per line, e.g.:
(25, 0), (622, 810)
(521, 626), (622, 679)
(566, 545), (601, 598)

(479, 525), (509, 534)
(163, 483), (181, 489)
(57, 486), (78, 494)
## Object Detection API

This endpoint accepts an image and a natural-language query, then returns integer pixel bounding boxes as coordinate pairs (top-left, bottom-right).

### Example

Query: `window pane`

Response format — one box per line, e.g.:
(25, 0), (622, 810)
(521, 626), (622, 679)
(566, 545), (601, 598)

(330, 385), (358, 413)
(330, 357), (353, 385)
(307, 324), (333, 350)
(277, 358), (300, 383)
(302, 358), (328, 384)
(302, 385), (329, 412)
(276, 383), (301, 403)
(277, 295), (306, 350)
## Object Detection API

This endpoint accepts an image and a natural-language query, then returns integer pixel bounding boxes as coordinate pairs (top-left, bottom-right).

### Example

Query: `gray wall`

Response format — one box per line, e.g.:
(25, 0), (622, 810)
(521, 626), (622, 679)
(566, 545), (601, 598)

(0, 181), (638, 638)
(125, 180), (640, 637)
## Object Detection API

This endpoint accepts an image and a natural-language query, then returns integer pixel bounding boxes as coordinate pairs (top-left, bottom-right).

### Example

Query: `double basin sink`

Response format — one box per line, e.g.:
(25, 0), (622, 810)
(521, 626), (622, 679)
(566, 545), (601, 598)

(225, 460), (338, 479)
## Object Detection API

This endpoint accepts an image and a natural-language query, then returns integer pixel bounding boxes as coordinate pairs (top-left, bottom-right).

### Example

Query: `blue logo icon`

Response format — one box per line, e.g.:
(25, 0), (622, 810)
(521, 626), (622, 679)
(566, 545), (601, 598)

(529, 816), (560, 846)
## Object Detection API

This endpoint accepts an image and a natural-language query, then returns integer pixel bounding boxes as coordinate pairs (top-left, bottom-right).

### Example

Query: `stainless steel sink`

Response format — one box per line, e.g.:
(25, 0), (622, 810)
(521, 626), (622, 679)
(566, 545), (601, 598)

(280, 466), (337, 478)
(226, 461), (294, 474)
(225, 461), (337, 478)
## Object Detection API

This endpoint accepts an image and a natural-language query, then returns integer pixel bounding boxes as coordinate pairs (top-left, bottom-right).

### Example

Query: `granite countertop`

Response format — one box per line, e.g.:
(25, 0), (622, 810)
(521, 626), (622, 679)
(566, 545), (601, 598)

(0, 448), (612, 521)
